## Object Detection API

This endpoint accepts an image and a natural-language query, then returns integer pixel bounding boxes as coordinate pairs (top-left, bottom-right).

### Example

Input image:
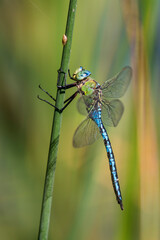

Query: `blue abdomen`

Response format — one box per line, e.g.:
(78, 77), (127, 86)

(90, 109), (123, 210)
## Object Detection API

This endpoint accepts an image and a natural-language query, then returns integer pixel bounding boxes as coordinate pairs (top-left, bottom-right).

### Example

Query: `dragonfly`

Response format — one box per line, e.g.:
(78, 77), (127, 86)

(38, 66), (132, 210)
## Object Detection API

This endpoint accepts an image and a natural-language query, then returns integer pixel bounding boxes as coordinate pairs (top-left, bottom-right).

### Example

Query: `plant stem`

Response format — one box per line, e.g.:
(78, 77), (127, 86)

(38, 1), (77, 239)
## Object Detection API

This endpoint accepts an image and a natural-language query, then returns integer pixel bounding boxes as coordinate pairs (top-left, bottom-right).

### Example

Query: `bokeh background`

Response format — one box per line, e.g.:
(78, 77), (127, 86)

(0, 0), (159, 239)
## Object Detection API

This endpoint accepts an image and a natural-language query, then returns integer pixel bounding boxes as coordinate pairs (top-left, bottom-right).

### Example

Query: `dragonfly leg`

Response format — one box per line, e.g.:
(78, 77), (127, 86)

(57, 68), (77, 89)
(60, 90), (79, 112)
(38, 90), (79, 113)
(57, 82), (77, 90)
(37, 95), (59, 110)
(39, 84), (56, 102)
(68, 69), (75, 80)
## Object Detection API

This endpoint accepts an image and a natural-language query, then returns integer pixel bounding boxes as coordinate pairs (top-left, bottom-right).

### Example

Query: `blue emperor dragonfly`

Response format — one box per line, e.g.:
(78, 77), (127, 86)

(38, 66), (132, 210)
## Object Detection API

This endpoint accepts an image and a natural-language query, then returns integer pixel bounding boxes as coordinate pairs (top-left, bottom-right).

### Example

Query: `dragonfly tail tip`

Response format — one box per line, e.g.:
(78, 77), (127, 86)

(120, 202), (124, 211)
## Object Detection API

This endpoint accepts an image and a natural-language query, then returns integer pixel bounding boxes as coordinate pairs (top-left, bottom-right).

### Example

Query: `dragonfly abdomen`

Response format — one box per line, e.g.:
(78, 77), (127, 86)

(90, 109), (123, 210)
(100, 124), (123, 210)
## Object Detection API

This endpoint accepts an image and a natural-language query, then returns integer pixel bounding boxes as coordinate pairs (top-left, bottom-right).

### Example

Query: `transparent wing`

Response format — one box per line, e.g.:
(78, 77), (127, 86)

(76, 95), (96, 115)
(101, 66), (132, 98)
(76, 96), (88, 116)
(73, 117), (101, 148)
(101, 99), (124, 127)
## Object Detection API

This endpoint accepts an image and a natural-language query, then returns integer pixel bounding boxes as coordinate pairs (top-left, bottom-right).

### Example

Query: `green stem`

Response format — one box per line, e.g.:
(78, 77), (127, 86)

(38, 1), (77, 239)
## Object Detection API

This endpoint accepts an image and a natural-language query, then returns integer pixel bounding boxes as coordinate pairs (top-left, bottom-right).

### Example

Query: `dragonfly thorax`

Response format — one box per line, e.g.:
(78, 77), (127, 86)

(81, 78), (97, 96)
(76, 77), (97, 96)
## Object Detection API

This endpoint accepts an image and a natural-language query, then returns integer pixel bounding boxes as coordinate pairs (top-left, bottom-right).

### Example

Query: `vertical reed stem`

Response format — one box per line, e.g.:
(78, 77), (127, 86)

(38, 1), (77, 239)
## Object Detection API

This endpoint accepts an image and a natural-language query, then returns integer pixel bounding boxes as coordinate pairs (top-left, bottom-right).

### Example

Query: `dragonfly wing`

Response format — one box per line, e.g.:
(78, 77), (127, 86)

(102, 66), (132, 98)
(76, 96), (88, 115)
(73, 117), (101, 148)
(77, 95), (96, 115)
(101, 99), (124, 127)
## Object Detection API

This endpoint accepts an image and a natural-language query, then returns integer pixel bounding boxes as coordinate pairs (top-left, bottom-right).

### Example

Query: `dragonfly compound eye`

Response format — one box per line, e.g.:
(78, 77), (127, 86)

(77, 70), (91, 80)
(74, 67), (83, 75)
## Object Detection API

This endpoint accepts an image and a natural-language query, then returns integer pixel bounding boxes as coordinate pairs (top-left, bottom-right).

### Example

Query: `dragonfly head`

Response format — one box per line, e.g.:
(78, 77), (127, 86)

(72, 66), (91, 81)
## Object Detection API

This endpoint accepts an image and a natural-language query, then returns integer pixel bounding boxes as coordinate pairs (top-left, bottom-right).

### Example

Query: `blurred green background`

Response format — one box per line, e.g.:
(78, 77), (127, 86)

(0, 0), (159, 239)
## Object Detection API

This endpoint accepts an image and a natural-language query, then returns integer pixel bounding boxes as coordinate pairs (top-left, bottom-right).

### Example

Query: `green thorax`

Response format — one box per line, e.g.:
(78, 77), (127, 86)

(72, 67), (97, 96)
(81, 78), (97, 96)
